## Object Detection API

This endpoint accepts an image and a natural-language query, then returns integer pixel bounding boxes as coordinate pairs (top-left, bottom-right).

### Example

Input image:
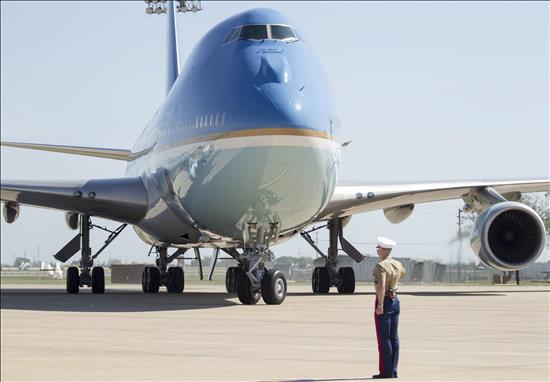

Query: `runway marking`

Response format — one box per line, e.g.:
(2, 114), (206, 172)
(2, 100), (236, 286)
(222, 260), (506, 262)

(3, 333), (547, 358)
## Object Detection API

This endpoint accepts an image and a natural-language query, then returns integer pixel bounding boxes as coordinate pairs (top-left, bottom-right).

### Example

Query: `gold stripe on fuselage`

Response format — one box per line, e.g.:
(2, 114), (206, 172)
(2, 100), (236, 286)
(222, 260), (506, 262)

(158, 127), (337, 151)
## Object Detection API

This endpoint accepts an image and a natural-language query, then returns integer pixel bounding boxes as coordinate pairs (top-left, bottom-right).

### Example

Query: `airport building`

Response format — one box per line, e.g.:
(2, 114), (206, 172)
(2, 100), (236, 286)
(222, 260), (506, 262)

(104, 255), (549, 285)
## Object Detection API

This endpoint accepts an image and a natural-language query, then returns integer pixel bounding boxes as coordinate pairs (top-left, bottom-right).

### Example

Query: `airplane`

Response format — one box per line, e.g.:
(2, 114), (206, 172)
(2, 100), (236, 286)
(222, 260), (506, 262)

(1, 1), (548, 305)
(40, 262), (63, 280)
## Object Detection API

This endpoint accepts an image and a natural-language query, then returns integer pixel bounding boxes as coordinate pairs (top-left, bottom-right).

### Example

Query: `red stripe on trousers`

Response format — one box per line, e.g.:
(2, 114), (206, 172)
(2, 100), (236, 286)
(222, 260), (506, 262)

(374, 300), (384, 375)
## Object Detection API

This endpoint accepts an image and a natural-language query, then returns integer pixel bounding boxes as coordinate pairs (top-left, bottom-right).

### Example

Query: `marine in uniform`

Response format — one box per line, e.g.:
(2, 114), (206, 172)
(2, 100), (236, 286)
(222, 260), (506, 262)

(372, 236), (406, 379)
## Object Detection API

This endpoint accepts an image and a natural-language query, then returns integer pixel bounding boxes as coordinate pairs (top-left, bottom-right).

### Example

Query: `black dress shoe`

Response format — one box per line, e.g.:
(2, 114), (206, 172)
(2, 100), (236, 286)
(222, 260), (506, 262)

(372, 375), (393, 379)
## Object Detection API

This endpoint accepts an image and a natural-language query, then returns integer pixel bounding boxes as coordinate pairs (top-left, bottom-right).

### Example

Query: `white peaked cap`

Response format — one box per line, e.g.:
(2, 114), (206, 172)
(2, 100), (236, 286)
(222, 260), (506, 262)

(377, 236), (396, 249)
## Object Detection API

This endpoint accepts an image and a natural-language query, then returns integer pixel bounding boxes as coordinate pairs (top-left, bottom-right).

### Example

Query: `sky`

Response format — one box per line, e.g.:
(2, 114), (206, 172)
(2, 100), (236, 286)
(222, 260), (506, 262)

(1, 1), (548, 266)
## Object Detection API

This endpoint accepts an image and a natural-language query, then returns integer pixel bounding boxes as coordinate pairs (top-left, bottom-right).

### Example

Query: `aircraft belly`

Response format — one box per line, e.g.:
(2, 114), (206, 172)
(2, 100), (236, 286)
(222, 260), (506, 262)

(167, 135), (338, 243)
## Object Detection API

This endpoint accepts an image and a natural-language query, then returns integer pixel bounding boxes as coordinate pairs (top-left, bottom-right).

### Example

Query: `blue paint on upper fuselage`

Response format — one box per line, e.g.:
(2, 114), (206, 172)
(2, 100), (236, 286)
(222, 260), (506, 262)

(132, 8), (340, 153)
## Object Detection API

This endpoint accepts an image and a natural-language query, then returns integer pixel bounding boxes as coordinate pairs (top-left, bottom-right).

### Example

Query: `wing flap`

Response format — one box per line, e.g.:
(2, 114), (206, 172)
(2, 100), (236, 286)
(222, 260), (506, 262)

(1, 177), (148, 224)
(317, 179), (550, 221)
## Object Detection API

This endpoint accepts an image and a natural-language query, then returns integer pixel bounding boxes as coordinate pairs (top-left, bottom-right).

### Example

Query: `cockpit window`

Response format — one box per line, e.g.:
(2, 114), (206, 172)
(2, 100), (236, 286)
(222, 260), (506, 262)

(239, 25), (268, 40)
(223, 27), (241, 44)
(223, 24), (301, 45)
(270, 25), (296, 41)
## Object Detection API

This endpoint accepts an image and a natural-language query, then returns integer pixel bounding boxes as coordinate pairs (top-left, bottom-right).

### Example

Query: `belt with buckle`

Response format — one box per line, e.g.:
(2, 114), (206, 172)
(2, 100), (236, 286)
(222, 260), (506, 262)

(385, 288), (397, 299)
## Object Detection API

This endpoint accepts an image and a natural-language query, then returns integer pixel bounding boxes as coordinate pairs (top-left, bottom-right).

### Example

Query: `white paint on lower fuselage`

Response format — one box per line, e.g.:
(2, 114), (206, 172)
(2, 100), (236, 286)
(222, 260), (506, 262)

(127, 132), (340, 247)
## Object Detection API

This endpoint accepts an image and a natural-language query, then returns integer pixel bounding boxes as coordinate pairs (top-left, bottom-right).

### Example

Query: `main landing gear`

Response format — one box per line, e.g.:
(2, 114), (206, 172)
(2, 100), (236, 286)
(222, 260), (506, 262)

(54, 214), (127, 294)
(301, 218), (364, 295)
(142, 247), (186, 293)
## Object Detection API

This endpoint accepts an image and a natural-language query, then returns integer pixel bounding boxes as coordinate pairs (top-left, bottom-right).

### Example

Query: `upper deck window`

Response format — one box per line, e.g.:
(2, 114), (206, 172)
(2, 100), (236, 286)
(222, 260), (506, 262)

(239, 25), (268, 40)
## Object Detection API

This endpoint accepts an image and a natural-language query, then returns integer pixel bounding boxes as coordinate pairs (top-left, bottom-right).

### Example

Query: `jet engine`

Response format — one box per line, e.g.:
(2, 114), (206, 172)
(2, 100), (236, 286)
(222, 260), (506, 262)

(470, 202), (546, 271)
(384, 204), (414, 224)
(2, 202), (20, 224)
(65, 212), (79, 230)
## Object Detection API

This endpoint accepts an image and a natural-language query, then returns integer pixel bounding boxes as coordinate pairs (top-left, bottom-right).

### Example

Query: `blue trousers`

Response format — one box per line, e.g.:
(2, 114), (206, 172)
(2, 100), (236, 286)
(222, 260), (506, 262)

(374, 296), (400, 377)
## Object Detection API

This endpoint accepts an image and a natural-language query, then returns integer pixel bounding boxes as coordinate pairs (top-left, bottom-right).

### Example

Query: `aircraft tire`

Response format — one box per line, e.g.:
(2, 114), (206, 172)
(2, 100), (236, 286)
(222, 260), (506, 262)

(66, 266), (80, 294)
(91, 266), (105, 294)
(225, 267), (239, 293)
(312, 267), (330, 294)
(261, 269), (287, 305)
(236, 271), (260, 305)
(166, 267), (184, 293)
(311, 267), (318, 293)
(141, 267), (150, 293)
(142, 267), (160, 293)
(148, 267), (160, 293)
(337, 267), (355, 294)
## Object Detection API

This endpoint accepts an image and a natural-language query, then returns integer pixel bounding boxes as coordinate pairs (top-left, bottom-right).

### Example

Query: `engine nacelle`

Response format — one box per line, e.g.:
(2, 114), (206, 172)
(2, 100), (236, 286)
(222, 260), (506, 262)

(65, 212), (80, 230)
(2, 202), (20, 224)
(470, 202), (546, 271)
(384, 204), (414, 224)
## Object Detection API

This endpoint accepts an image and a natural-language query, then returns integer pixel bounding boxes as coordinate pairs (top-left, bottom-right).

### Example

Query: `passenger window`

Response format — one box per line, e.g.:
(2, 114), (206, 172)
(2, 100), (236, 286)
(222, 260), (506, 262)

(239, 25), (268, 40)
(270, 25), (296, 41)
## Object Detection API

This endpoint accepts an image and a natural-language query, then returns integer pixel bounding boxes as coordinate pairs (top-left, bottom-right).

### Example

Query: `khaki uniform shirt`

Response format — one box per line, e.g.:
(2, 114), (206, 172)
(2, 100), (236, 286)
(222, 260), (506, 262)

(373, 256), (406, 292)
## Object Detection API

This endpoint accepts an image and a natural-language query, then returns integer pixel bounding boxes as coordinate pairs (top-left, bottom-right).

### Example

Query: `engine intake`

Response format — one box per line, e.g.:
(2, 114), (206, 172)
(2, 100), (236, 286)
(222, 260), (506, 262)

(470, 202), (546, 271)
(2, 202), (20, 224)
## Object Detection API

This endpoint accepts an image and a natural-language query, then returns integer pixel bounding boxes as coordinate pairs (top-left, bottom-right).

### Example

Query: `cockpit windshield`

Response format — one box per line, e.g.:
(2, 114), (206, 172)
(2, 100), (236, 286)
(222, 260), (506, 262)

(270, 25), (296, 41)
(239, 25), (268, 40)
(223, 24), (300, 44)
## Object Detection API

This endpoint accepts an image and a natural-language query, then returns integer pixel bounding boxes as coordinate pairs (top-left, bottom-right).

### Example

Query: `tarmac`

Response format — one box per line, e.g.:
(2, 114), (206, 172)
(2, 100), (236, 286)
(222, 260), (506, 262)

(1, 284), (548, 381)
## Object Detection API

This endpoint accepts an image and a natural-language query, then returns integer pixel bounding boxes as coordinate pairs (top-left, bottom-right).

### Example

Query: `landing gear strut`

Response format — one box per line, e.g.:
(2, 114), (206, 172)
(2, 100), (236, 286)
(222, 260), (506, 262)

(54, 214), (126, 294)
(141, 247), (186, 293)
(301, 218), (363, 295)
(223, 223), (288, 305)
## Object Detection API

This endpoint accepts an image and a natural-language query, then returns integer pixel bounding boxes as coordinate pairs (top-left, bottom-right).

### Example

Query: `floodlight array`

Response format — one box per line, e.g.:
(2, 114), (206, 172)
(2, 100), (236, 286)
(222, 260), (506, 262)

(144, 0), (167, 14)
(176, 1), (202, 13)
(144, 1), (202, 15)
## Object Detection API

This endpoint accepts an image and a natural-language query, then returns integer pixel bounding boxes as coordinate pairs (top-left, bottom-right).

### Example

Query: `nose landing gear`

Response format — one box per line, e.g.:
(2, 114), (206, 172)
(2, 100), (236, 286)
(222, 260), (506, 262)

(261, 269), (287, 305)
(232, 264), (287, 305)
(223, 221), (288, 305)
(236, 269), (262, 305)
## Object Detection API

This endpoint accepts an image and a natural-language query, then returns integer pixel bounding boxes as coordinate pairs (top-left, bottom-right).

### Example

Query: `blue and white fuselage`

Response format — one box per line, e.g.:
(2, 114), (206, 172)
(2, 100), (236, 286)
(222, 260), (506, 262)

(127, 9), (341, 248)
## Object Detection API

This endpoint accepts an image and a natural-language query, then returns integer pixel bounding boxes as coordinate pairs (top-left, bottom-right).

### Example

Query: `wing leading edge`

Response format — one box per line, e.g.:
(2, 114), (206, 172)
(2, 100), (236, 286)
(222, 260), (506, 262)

(316, 179), (550, 221)
(1, 141), (152, 161)
(1, 177), (148, 224)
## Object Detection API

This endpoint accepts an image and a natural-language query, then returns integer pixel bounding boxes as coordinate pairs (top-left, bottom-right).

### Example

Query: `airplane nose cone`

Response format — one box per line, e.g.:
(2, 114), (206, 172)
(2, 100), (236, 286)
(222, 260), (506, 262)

(257, 52), (291, 84)
(257, 82), (314, 128)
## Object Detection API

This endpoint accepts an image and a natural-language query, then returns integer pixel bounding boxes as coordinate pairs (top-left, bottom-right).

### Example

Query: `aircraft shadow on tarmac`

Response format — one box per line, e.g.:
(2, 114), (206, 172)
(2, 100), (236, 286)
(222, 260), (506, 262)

(0, 289), (239, 312)
(2, 288), (547, 313)
(286, 290), (547, 297)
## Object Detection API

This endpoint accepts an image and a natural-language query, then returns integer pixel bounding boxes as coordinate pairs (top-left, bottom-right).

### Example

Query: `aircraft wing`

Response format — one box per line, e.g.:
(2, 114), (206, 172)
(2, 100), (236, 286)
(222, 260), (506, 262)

(1, 178), (148, 224)
(1, 141), (152, 161)
(316, 179), (550, 221)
